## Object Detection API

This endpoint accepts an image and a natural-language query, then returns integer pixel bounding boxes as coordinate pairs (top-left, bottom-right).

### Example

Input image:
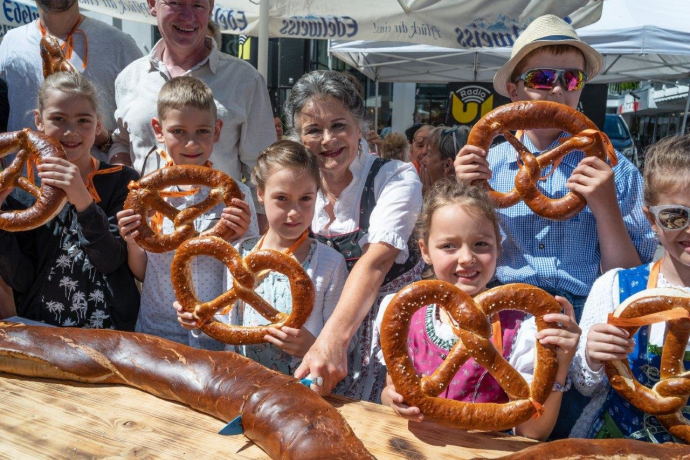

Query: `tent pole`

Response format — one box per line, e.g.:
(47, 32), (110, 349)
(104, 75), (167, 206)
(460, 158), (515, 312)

(258, 0), (269, 79)
(681, 84), (690, 134)
(374, 77), (379, 135)
(328, 39), (333, 70)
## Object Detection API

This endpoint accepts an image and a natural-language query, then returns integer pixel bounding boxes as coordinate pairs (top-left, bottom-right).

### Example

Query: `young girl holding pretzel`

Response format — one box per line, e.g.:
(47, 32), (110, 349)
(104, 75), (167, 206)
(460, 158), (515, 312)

(572, 134), (690, 442)
(376, 179), (581, 440)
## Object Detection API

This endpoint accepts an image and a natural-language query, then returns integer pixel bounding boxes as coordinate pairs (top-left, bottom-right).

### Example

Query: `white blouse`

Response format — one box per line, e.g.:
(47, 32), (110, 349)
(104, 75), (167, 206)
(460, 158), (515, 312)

(312, 151), (422, 264)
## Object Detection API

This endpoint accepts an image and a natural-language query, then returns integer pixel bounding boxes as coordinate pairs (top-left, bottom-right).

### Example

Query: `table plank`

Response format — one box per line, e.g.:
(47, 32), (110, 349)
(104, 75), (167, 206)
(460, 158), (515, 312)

(0, 373), (536, 459)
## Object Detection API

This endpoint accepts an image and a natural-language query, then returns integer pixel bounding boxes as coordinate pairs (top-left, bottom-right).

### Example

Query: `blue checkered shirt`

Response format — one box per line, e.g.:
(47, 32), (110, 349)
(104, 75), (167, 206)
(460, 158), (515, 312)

(489, 133), (656, 297)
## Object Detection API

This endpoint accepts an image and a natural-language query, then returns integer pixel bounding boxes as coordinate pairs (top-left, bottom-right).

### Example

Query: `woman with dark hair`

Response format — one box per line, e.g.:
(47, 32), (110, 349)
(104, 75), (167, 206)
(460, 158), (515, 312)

(285, 70), (423, 402)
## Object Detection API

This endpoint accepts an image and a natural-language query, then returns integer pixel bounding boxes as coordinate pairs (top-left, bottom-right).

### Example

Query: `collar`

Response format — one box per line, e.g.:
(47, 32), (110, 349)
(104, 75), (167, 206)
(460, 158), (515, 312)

(509, 131), (583, 168)
(148, 37), (218, 74)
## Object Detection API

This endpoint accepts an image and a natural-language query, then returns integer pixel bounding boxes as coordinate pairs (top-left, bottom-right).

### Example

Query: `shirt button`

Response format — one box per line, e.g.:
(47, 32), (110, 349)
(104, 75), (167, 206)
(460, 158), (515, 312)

(539, 244), (545, 249)
(326, 240), (333, 247)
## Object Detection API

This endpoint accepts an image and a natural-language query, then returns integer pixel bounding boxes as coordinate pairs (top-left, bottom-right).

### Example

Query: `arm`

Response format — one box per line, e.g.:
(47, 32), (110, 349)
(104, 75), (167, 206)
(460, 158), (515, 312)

(109, 75), (134, 167)
(116, 209), (147, 281)
(0, 190), (38, 294)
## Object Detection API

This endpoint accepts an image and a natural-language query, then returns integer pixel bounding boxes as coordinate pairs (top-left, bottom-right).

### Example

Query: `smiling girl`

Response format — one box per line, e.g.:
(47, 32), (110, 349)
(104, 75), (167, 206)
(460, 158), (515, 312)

(0, 71), (140, 329)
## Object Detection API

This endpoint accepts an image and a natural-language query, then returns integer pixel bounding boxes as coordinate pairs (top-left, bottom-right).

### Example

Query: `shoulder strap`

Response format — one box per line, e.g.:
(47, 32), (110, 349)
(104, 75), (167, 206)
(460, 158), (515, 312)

(359, 157), (389, 230)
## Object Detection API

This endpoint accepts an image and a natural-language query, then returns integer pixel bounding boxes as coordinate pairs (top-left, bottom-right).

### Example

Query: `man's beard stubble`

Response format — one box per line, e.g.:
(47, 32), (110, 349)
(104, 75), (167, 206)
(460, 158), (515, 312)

(36, 0), (79, 13)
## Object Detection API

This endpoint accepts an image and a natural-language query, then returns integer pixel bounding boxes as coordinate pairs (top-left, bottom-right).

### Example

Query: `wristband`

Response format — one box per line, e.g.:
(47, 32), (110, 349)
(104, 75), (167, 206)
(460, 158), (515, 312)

(552, 376), (572, 392)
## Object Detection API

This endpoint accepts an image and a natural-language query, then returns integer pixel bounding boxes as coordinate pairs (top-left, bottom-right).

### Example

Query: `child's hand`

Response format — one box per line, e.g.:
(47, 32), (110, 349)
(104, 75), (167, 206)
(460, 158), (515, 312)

(264, 326), (316, 358)
(0, 187), (13, 204)
(221, 198), (251, 240)
(37, 157), (93, 212)
(117, 208), (142, 245)
(381, 383), (424, 422)
(535, 297), (581, 369)
(566, 156), (617, 216)
(585, 323), (635, 372)
(174, 301), (200, 330)
(454, 145), (491, 184)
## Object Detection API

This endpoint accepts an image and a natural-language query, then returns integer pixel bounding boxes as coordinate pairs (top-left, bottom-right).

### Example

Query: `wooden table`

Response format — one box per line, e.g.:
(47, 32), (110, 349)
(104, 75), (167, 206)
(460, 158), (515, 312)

(0, 373), (537, 459)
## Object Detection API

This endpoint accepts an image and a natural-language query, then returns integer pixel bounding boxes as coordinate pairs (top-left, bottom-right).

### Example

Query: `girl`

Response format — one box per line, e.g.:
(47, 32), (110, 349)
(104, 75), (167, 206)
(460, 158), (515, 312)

(0, 71), (140, 329)
(572, 134), (690, 442)
(376, 179), (581, 440)
(177, 140), (349, 377)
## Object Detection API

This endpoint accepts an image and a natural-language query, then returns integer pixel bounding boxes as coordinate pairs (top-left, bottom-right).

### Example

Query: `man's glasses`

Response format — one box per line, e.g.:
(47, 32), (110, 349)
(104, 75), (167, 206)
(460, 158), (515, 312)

(515, 68), (586, 92)
(648, 204), (690, 231)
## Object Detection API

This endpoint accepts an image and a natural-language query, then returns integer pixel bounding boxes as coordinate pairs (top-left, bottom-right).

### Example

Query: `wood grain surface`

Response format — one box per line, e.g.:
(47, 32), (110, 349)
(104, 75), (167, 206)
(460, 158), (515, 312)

(0, 372), (537, 459)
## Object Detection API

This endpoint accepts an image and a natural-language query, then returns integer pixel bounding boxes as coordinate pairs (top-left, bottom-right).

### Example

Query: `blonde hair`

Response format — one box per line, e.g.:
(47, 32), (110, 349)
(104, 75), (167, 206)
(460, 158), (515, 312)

(38, 71), (99, 115)
(380, 132), (409, 162)
(251, 140), (320, 192)
(415, 179), (500, 278)
(511, 44), (589, 82)
(157, 76), (217, 120)
(643, 134), (690, 205)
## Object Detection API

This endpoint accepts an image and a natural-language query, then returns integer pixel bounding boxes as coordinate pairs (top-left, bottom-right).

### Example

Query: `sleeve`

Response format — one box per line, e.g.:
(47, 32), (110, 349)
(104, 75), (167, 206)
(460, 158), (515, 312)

(508, 316), (537, 386)
(360, 162), (423, 264)
(374, 293), (397, 366)
(572, 268), (621, 396)
(237, 181), (260, 239)
(238, 73), (277, 215)
(75, 168), (140, 275)
(614, 157), (657, 263)
(109, 72), (133, 163)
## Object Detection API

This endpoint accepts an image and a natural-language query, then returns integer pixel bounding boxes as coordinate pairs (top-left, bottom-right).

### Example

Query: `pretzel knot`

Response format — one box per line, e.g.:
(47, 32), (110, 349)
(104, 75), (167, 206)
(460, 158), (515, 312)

(40, 35), (76, 78)
(381, 281), (561, 431)
(123, 165), (243, 253)
(468, 100), (617, 221)
(171, 236), (315, 345)
(0, 129), (67, 231)
(605, 287), (690, 443)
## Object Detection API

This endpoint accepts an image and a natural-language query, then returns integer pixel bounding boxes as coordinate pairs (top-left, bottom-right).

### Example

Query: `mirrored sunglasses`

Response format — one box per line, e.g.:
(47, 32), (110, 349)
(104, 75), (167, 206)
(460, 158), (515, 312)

(649, 204), (690, 231)
(516, 68), (586, 92)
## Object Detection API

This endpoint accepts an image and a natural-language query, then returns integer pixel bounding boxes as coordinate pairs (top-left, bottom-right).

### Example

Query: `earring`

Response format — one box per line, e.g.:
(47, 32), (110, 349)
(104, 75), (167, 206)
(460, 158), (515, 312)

(358, 142), (364, 157)
(653, 231), (659, 238)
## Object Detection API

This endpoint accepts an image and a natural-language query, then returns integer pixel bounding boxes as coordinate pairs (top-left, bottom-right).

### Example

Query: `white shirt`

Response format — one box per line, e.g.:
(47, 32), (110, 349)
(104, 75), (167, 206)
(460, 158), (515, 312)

(0, 17), (142, 160)
(110, 38), (276, 212)
(136, 181), (259, 350)
(311, 152), (422, 264)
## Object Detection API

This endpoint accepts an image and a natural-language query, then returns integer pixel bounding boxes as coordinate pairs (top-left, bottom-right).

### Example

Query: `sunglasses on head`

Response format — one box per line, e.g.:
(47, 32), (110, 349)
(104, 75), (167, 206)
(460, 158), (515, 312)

(441, 127), (459, 153)
(648, 204), (690, 231)
(515, 68), (586, 92)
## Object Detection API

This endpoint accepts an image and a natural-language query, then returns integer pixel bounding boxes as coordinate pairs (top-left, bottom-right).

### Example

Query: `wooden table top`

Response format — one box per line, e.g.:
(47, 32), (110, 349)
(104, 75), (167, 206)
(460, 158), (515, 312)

(0, 372), (537, 459)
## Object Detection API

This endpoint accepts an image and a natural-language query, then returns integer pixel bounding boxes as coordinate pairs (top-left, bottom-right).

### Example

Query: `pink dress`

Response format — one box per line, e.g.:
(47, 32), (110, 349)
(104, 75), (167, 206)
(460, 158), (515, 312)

(407, 304), (524, 402)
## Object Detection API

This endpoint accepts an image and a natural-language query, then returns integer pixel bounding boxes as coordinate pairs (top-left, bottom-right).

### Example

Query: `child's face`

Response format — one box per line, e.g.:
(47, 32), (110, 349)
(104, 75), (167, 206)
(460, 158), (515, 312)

(644, 189), (690, 270)
(419, 204), (498, 296)
(35, 90), (102, 166)
(506, 49), (585, 110)
(258, 166), (318, 242)
(152, 107), (221, 166)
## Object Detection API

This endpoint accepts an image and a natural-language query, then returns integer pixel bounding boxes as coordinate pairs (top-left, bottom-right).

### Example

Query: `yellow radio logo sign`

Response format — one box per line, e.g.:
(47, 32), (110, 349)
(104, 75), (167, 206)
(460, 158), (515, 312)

(451, 85), (494, 124)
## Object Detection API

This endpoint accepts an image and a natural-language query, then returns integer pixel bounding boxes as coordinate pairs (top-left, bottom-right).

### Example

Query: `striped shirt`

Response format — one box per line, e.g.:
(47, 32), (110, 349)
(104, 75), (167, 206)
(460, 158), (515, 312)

(488, 133), (656, 296)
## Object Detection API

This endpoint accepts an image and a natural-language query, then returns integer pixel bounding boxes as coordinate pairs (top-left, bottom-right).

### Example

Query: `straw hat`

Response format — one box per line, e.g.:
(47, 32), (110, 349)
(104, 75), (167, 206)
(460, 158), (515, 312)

(493, 15), (603, 97)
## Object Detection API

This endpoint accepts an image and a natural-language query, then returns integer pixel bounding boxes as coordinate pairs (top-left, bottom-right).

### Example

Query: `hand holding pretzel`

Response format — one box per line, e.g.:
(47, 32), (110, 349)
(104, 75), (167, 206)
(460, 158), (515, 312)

(605, 287), (690, 443)
(381, 281), (561, 431)
(171, 235), (315, 345)
(0, 130), (67, 231)
(461, 101), (616, 220)
(123, 165), (243, 253)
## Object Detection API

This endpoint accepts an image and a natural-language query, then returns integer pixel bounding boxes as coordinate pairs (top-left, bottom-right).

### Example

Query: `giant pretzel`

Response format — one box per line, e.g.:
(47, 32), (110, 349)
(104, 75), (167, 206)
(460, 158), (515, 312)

(0, 129), (67, 231)
(171, 235), (315, 344)
(468, 100), (617, 220)
(40, 35), (76, 78)
(123, 165), (243, 253)
(605, 287), (690, 443)
(381, 281), (561, 431)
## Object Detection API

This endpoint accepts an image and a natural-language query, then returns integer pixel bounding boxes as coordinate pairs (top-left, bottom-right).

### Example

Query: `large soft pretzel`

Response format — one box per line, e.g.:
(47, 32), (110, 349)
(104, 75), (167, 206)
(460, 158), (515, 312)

(0, 129), (67, 231)
(40, 35), (76, 78)
(605, 287), (690, 443)
(498, 438), (690, 459)
(468, 101), (617, 220)
(171, 236), (315, 344)
(123, 165), (243, 253)
(381, 281), (561, 431)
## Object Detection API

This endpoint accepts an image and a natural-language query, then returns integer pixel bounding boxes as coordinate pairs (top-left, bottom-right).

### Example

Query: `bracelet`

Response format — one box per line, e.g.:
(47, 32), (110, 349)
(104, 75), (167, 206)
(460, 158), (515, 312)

(552, 376), (572, 392)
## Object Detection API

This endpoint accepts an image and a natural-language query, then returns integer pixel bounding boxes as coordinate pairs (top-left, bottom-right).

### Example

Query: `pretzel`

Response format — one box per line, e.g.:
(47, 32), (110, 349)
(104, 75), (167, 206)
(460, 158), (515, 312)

(171, 235), (315, 344)
(605, 287), (690, 443)
(123, 165), (243, 253)
(381, 281), (561, 431)
(0, 129), (68, 231)
(40, 35), (76, 78)
(468, 100), (617, 220)
(0, 322), (372, 459)
(498, 438), (690, 459)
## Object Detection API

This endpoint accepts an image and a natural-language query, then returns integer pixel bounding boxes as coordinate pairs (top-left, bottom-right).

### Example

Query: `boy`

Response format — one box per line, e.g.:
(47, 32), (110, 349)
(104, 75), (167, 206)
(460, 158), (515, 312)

(454, 15), (656, 438)
(117, 76), (259, 350)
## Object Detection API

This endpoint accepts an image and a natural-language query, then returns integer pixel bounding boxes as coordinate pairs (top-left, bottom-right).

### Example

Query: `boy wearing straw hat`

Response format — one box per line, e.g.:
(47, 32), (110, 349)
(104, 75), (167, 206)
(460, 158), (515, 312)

(454, 15), (656, 438)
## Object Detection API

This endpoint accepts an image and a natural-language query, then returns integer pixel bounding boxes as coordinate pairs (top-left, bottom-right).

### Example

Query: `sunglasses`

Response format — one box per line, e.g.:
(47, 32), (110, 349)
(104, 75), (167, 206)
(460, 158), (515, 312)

(441, 128), (459, 154)
(515, 68), (586, 92)
(648, 204), (690, 231)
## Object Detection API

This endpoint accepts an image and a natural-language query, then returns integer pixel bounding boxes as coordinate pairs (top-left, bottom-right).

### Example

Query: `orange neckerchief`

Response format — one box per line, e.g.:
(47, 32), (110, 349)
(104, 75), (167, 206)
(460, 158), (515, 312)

(149, 150), (213, 232)
(38, 16), (88, 70)
(84, 157), (122, 203)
